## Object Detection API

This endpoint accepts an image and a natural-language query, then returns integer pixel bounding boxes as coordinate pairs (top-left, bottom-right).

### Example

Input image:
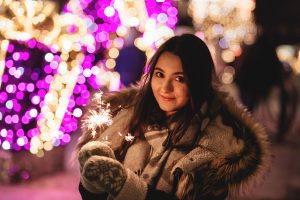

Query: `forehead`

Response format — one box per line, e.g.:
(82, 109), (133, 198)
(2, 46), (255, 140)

(155, 52), (183, 72)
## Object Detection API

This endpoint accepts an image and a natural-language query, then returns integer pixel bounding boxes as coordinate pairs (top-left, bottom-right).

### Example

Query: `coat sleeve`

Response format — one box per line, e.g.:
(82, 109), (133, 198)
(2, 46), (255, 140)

(79, 182), (109, 200)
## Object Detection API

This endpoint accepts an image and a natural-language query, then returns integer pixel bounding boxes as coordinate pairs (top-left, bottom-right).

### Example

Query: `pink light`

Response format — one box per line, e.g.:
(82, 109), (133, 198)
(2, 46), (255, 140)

(167, 7), (178, 16)
(167, 16), (177, 26)
(12, 52), (21, 61)
(67, 99), (75, 108)
(77, 75), (86, 84)
(4, 115), (12, 124)
(73, 85), (81, 94)
(26, 83), (35, 92)
(11, 115), (19, 123)
(6, 60), (13, 68)
(45, 75), (53, 84)
(61, 134), (71, 143)
(21, 116), (30, 124)
(16, 91), (24, 100)
(27, 39), (36, 48)
(81, 90), (90, 98)
(50, 61), (58, 69)
(18, 82), (26, 91)
(22, 52), (30, 60)
(44, 65), (52, 74)
(96, 31), (109, 42)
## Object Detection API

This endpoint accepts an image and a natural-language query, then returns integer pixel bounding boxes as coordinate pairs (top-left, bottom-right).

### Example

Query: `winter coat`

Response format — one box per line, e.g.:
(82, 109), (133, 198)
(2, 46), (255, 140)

(78, 86), (270, 200)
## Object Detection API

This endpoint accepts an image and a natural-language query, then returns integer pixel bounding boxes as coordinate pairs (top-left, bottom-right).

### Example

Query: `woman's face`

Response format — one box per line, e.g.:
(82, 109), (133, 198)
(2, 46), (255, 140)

(151, 52), (190, 116)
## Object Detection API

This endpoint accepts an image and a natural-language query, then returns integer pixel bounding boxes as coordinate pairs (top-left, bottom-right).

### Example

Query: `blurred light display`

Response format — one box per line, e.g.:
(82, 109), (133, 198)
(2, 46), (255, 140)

(0, 0), (177, 157)
(276, 45), (300, 74)
(188, 0), (256, 82)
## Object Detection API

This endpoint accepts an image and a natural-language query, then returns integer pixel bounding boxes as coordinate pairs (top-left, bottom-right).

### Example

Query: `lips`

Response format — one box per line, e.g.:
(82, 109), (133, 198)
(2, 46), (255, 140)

(160, 95), (175, 101)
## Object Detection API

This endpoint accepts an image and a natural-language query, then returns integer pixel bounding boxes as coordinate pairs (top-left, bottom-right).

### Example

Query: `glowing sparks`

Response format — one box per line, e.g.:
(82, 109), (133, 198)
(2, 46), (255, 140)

(125, 133), (135, 142)
(82, 92), (113, 138)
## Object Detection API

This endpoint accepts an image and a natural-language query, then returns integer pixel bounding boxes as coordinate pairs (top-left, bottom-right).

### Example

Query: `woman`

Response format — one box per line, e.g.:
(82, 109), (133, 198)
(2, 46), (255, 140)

(76, 34), (270, 200)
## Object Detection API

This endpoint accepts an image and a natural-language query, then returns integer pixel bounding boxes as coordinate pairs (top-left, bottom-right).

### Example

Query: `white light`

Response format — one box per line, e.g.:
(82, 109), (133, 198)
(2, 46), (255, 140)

(29, 108), (38, 118)
(73, 108), (83, 118)
(83, 68), (92, 77)
(0, 129), (7, 137)
(2, 140), (11, 150)
(129, 17), (140, 27)
(17, 137), (25, 146)
(104, 6), (115, 17)
(45, 53), (54, 62)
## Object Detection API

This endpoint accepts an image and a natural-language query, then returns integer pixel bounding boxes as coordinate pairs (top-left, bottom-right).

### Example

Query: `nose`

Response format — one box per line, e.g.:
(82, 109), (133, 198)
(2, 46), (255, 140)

(161, 79), (173, 92)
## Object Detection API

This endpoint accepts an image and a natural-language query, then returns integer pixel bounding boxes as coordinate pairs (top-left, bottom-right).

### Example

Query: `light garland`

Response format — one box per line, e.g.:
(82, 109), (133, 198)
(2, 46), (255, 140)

(0, 0), (177, 158)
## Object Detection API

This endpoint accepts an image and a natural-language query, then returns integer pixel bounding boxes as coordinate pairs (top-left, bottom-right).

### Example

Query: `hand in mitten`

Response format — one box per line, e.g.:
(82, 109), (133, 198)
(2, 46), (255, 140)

(78, 141), (115, 172)
(82, 155), (148, 200)
(78, 141), (115, 194)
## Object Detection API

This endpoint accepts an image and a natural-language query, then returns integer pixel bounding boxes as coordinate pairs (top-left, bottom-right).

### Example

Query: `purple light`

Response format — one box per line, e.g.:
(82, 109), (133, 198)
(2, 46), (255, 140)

(1, 74), (8, 83)
(27, 39), (36, 48)
(13, 103), (21, 113)
(7, 44), (14, 53)
(0, 92), (8, 103)
(16, 129), (24, 137)
(31, 72), (39, 81)
(16, 91), (24, 100)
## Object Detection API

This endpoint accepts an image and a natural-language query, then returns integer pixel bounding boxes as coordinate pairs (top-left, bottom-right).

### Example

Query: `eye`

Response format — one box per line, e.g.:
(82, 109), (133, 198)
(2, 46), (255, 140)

(155, 71), (164, 78)
(175, 76), (185, 82)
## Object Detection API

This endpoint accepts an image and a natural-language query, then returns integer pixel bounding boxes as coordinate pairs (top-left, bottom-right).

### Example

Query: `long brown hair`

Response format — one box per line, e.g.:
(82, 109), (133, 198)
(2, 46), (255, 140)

(127, 34), (215, 146)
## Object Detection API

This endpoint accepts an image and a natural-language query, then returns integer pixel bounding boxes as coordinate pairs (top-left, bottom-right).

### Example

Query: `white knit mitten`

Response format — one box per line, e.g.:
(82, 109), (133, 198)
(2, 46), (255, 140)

(78, 141), (115, 172)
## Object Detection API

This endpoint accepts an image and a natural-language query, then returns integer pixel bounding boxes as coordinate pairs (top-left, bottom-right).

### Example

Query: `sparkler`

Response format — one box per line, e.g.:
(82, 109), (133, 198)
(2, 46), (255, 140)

(82, 91), (113, 138)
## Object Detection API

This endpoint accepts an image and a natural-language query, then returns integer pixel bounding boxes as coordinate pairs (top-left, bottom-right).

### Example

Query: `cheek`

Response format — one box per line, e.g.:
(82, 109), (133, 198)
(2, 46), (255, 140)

(176, 86), (189, 102)
(151, 78), (159, 91)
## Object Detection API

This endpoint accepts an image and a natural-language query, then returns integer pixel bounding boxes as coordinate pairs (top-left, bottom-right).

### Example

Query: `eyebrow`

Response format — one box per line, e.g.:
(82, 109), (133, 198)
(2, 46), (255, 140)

(154, 67), (184, 75)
